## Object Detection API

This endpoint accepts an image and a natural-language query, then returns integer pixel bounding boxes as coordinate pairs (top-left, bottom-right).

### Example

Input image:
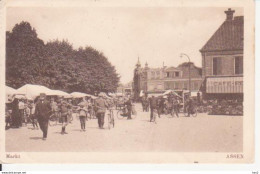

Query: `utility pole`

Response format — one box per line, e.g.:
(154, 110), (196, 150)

(180, 53), (191, 95)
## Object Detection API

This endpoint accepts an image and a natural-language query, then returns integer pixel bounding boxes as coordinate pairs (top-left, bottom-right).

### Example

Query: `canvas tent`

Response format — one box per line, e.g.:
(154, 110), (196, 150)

(70, 92), (96, 99)
(49, 90), (72, 98)
(6, 86), (17, 103)
(163, 90), (182, 98)
(108, 93), (118, 98)
(16, 84), (54, 100)
(115, 93), (123, 97)
(6, 86), (16, 96)
(147, 93), (163, 98)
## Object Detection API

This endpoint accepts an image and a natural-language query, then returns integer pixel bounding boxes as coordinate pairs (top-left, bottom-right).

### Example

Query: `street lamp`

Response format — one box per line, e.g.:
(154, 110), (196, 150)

(180, 53), (191, 94)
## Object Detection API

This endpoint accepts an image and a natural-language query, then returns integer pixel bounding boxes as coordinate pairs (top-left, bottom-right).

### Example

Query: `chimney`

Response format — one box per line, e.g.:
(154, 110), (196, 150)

(225, 8), (235, 21)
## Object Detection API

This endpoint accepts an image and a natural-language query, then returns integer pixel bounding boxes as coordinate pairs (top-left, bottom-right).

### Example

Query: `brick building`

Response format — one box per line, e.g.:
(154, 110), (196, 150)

(200, 8), (243, 100)
(133, 60), (203, 98)
(164, 63), (202, 91)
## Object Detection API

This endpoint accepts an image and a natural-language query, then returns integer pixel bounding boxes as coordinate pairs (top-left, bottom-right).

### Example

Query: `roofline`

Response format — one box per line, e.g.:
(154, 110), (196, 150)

(199, 48), (243, 53)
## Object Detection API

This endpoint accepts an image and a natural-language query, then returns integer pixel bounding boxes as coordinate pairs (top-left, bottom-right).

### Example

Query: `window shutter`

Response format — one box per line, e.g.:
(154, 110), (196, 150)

(217, 58), (222, 75)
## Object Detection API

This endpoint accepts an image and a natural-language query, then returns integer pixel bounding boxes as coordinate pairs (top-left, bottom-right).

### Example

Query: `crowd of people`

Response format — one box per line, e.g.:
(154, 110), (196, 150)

(5, 92), (135, 140)
(141, 92), (198, 124)
(5, 90), (243, 140)
(141, 92), (244, 121)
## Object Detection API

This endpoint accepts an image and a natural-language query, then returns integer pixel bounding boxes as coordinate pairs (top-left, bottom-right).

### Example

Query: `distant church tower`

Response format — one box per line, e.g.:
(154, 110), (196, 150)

(133, 57), (142, 101)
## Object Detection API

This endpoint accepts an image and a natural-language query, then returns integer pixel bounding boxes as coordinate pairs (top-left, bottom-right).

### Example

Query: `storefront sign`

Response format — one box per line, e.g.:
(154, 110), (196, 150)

(206, 76), (243, 93)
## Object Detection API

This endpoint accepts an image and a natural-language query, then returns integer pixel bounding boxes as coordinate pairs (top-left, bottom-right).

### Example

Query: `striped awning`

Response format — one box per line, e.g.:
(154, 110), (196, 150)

(206, 76), (243, 93)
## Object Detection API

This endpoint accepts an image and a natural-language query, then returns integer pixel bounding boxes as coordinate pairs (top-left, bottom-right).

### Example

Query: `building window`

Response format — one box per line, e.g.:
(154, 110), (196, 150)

(174, 72), (180, 77)
(175, 82), (179, 89)
(166, 72), (170, 78)
(213, 57), (222, 75)
(194, 82), (199, 90)
(165, 82), (170, 90)
(235, 56), (243, 74)
(170, 82), (175, 89)
(184, 82), (188, 89)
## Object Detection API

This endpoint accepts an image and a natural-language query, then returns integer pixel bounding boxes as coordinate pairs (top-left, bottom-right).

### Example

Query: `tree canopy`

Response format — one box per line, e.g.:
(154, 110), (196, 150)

(6, 21), (120, 94)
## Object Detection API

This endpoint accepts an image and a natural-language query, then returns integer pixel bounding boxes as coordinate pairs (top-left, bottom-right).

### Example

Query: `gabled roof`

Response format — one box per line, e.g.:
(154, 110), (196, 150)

(165, 67), (181, 71)
(200, 16), (243, 52)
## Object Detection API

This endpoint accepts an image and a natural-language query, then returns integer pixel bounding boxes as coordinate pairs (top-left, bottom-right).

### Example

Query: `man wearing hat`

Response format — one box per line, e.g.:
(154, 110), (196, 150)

(35, 93), (51, 140)
(124, 97), (132, 120)
(149, 95), (157, 122)
(94, 93), (108, 129)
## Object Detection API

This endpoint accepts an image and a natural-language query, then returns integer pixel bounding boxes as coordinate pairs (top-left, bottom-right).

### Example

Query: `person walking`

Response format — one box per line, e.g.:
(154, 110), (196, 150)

(94, 93), (108, 129)
(35, 93), (51, 140)
(124, 97), (132, 120)
(18, 99), (25, 126)
(173, 97), (179, 117)
(141, 96), (146, 112)
(11, 98), (20, 128)
(77, 104), (88, 131)
(145, 97), (150, 112)
(60, 99), (69, 134)
(67, 99), (73, 123)
(157, 97), (164, 118)
(29, 101), (38, 129)
(149, 96), (157, 122)
(187, 97), (194, 117)
(5, 107), (12, 130)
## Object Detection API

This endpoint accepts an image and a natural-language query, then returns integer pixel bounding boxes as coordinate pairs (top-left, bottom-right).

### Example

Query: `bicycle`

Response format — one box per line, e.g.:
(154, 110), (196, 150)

(48, 112), (60, 126)
(117, 106), (137, 119)
(183, 106), (197, 117)
(107, 108), (115, 129)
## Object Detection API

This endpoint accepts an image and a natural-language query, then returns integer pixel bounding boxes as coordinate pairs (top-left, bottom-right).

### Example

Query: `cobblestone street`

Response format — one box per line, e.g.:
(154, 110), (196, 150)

(6, 103), (243, 152)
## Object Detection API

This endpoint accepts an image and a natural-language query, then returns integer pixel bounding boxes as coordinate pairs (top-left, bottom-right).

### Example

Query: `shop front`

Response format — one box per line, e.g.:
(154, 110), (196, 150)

(203, 76), (243, 101)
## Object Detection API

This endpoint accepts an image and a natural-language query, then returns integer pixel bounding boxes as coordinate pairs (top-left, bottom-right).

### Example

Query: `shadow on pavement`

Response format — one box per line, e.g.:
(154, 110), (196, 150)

(29, 137), (42, 140)
(87, 127), (107, 130)
(140, 120), (150, 122)
(71, 129), (82, 131)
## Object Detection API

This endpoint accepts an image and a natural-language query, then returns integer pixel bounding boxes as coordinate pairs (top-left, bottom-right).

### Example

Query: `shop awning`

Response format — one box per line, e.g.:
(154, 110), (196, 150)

(206, 76), (243, 93)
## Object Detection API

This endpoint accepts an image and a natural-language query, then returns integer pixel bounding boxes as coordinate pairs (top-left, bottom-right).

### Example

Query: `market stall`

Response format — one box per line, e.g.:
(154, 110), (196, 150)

(6, 86), (17, 103)
(16, 84), (54, 100)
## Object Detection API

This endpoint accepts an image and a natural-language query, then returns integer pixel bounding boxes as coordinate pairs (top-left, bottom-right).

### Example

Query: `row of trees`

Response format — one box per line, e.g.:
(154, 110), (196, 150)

(6, 21), (120, 94)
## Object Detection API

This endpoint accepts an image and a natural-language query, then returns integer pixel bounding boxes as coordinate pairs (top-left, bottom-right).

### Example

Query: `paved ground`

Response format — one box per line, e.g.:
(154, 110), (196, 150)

(5, 103), (243, 152)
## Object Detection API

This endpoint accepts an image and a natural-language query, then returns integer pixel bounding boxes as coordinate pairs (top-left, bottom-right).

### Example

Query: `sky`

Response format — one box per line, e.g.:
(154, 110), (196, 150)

(6, 7), (243, 84)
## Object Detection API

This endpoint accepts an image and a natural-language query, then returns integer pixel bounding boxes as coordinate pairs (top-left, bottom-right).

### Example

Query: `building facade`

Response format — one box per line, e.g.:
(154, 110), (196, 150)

(200, 8), (243, 100)
(133, 60), (203, 98)
(117, 82), (133, 96)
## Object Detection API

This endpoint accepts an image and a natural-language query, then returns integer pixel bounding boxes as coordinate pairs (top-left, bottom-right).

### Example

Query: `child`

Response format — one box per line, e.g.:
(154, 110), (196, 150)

(24, 102), (31, 125)
(5, 108), (12, 130)
(29, 102), (38, 129)
(60, 100), (69, 134)
(77, 105), (88, 131)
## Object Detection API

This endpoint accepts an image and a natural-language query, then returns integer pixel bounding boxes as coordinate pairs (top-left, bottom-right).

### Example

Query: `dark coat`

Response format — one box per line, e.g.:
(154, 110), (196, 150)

(124, 99), (132, 110)
(35, 100), (52, 120)
(95, 97), (108, 113)
(149, 97), (157, 109)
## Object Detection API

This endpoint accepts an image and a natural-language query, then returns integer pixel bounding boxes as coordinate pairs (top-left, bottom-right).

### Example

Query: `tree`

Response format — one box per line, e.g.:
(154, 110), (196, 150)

(6, 21), (120, 94)
(6, 21), (45, 88)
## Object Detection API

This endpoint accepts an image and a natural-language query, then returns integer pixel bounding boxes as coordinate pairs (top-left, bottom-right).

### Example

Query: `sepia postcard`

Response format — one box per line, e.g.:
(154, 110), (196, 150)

(0, 0), (255, 163)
